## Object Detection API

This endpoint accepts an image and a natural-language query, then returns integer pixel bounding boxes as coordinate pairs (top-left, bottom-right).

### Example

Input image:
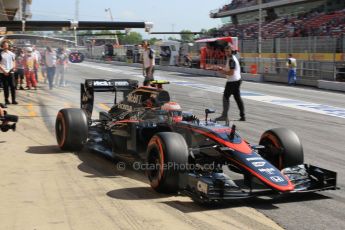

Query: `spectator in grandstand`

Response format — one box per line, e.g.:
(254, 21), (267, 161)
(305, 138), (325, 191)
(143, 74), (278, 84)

(55, 47), (68, 87)
(215, 44), (245, 122)
(286, 53), (297, 85)
(24, 47), (38, 90)
(0, 40), (18, 105)
(45, 46), (57, 90)
(141, 40), (155, 86)
(15, 48), (25, 90)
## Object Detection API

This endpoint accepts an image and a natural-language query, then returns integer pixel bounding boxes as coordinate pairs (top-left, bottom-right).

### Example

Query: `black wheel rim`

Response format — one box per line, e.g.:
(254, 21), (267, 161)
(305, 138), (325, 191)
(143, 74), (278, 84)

(260, 138), (281, 169)
(148, 149), (161, 182)
(56, 118), (64, 145)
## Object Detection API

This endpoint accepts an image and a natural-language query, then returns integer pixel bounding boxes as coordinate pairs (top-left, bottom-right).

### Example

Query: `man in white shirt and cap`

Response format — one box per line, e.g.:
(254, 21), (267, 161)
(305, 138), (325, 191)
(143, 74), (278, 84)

(215, 44), (245, 121)
(141, 40), (155, 86)
(0, 40), (17, 105)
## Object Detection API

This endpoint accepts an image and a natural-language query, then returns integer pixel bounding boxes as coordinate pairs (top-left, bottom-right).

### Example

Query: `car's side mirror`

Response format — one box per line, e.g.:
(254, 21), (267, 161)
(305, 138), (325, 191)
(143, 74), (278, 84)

(182, 112), (193, 121)
(205, 109), (215, 115)
(205, 108), (215, 125)
(69, 52), (85, 63)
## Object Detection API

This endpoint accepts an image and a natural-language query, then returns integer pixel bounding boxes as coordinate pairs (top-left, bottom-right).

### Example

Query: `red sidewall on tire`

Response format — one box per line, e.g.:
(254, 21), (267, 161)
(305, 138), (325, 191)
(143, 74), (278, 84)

(147, 132), (189, 193)
(55, 108), (88, 151)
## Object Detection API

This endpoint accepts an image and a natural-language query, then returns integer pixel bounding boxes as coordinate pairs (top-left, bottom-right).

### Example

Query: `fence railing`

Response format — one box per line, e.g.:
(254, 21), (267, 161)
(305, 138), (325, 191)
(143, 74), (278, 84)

(240, 36), (345, 53)
(240, 58), (345, 82)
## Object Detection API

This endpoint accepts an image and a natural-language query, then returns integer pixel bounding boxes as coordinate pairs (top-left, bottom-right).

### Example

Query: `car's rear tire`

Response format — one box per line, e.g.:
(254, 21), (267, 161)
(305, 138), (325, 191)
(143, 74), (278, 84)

(259, 128), (304, 170)
(55, 108), (88, 151)
(147, 132), (189, 193)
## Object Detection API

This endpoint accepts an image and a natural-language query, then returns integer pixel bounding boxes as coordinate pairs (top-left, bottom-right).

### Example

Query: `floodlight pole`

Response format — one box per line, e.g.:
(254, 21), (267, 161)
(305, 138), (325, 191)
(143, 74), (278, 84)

(105, 8), (119, 46)
(74, 0), (80, 47)
(258, 0), (262, 74)
(18, 0), (23, 21)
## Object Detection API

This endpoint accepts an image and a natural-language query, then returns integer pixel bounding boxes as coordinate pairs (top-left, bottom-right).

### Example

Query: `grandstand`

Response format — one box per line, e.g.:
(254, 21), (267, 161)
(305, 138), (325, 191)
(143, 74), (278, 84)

(211, 0), (345, 39)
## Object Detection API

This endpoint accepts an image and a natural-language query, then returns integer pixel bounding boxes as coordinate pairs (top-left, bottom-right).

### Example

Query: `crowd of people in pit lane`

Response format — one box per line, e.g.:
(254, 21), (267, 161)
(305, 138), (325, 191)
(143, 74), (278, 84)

(0, 40), (69, 105)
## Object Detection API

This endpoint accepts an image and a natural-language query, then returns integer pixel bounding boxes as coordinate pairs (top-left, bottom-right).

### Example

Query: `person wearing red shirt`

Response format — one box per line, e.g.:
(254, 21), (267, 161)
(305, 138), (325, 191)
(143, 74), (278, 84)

(24, 47), (38, 90)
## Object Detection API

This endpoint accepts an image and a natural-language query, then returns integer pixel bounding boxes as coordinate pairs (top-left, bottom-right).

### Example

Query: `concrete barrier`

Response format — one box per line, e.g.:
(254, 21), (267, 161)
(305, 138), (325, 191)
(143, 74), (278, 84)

(263, 74), (318, 87)
(318, 80), (345, 92)
(242, 73), (263, 82)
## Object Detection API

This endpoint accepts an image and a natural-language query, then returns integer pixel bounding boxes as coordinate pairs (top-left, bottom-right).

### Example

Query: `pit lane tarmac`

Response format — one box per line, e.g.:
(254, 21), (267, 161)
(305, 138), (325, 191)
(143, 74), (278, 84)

(1, 61), (344, 230)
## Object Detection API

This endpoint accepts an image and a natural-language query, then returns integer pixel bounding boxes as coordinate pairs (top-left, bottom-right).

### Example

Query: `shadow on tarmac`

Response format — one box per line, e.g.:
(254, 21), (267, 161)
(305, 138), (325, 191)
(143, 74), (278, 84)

(106, 187), (170, 200)
(76, 148), (146, 181)
(26, 145), (64, 154)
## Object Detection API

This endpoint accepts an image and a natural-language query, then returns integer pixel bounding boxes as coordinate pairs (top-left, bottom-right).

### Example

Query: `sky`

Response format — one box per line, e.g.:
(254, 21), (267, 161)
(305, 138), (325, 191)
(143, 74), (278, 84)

(31, 0), (228, 38)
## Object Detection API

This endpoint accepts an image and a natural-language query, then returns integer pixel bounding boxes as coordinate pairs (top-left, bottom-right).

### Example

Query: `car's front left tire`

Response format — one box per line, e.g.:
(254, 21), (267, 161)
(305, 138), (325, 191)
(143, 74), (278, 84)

(146, 132), (189, 193)
(55, 108), (88, 151)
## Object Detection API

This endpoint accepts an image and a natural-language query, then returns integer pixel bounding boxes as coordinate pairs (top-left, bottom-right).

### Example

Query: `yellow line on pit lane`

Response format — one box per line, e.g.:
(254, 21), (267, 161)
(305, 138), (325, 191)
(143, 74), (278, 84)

(99, 103), (111, 111)
(27, 103), (37, 117)
(63, 103), (72, 108)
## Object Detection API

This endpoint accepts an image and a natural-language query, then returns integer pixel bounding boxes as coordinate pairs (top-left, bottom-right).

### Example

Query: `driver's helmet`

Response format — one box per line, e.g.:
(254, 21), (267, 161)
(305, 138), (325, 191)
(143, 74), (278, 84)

(161, 102), (182, 122)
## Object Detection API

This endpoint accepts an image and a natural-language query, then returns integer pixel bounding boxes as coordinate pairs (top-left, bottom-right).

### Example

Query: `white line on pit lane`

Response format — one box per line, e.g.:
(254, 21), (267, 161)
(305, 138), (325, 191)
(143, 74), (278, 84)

(76, 63), (345, 119)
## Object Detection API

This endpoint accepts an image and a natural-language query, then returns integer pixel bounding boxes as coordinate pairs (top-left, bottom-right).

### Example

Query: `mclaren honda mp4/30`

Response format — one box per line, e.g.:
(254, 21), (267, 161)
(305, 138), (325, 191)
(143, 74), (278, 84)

(55, 79), (338, 203)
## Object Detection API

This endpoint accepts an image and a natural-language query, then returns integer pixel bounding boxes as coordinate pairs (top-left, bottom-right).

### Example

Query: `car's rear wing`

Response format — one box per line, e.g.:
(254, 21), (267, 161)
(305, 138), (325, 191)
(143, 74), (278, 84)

(81, 79), (138, 120)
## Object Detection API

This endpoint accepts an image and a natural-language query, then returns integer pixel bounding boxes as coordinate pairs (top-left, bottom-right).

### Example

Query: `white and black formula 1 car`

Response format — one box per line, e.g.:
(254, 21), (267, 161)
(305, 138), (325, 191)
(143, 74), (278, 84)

(55, 79), (338, 203)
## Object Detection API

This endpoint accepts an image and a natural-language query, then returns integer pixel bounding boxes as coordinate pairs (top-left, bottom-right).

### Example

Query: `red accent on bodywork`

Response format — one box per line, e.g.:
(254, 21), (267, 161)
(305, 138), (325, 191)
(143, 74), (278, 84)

(179, 125), (252, 154)
(113, 120), (140, 124)
(172, 116), (183, 123)
(212, 127), (231, 133)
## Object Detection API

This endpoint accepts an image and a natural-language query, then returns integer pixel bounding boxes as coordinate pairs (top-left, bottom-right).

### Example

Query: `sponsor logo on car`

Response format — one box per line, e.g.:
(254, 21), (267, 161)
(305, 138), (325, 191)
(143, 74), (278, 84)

(127, 94), (142, 104)
(259, 168), (276, 175)
(92, 80), (129, 87)
(197, 181), (208, 194)
(117, 104), (133, 111)
(114, 81), (129, 86)
(93, 81), (111, 86)
(270, 176), (285, 183)
(252, 161), (266, 167)
(246, 157), (263, 161)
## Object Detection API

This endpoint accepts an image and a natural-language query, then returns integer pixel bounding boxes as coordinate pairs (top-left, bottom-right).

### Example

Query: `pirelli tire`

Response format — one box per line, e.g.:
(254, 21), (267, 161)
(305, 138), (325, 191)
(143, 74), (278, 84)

(259, 128), (304, 170)
(55, 108), (88, 151)
(146, 132), (189, 193)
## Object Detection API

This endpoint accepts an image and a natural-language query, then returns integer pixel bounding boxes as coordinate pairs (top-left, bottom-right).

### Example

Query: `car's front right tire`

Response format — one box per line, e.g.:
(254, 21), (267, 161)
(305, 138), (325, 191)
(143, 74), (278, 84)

(259, 128), (304, 169)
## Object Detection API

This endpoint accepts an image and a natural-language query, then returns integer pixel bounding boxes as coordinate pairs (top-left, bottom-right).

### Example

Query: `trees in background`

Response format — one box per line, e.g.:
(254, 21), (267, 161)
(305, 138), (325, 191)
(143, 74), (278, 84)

(180, 30), (195, 42)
